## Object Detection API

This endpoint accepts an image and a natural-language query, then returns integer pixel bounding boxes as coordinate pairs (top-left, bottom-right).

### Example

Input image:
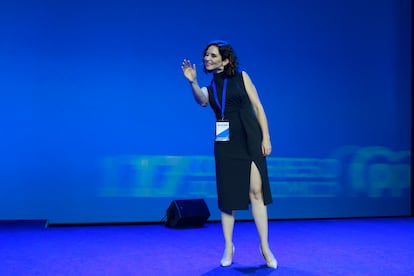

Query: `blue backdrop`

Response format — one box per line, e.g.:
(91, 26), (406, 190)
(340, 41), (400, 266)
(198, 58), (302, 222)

(0, 0), (411, 223)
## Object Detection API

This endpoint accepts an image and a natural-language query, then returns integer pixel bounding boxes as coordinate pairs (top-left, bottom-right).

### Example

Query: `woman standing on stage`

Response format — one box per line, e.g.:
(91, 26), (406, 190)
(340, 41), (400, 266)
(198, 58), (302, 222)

(181, 40), (277, 269)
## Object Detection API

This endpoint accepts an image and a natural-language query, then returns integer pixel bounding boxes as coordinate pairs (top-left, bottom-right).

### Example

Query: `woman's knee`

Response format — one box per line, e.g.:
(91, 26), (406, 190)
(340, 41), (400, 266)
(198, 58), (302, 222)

(250, 162), (264, 201)
(250, 188), (263, 201)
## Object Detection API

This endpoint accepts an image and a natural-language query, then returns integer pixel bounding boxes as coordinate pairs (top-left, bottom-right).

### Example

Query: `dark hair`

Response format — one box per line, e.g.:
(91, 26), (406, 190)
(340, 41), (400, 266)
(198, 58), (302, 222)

(202, 40), (239, 77)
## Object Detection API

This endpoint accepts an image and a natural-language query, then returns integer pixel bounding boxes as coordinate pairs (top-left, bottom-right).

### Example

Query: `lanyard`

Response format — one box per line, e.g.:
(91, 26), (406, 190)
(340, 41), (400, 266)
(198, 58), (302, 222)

(212, 78), (228, 120)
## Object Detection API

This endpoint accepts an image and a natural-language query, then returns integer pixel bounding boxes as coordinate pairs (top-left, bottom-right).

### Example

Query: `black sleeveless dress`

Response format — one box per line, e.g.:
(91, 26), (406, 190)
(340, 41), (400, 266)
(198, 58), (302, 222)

(207, 71), (272, 211)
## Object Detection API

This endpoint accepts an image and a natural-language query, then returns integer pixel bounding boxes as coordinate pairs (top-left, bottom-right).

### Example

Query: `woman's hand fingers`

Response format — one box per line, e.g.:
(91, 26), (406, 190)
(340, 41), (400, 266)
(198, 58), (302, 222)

(262, 141), (272, 156)
(181, 59), (197, 82)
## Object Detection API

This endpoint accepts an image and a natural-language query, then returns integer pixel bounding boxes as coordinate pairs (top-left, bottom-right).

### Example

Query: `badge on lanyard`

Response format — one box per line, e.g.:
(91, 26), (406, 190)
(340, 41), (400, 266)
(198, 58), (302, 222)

(216, 120), (230, 141)
(212, 78), (230, 142)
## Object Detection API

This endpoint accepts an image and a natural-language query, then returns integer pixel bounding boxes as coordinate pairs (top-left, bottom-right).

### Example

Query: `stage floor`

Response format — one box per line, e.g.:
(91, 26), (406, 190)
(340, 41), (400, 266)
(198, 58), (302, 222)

(1, 217), (413, 275)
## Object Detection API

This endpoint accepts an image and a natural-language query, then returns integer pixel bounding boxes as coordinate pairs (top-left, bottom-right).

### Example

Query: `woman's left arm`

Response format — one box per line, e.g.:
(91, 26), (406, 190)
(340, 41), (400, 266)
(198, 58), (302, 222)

(242, 71), (272, 156)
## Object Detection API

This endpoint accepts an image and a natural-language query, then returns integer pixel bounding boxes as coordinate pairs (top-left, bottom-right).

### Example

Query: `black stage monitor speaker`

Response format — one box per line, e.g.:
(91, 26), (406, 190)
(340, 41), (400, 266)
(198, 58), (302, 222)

(166, 199), (210, 228)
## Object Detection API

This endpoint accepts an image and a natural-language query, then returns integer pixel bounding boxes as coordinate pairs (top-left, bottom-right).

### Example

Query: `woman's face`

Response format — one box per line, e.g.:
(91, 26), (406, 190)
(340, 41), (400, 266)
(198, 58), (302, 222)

(204, 45), (227, 73)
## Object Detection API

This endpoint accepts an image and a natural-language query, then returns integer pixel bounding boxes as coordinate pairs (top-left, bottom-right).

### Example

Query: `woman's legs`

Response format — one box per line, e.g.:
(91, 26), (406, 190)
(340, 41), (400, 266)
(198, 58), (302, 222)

(250, 162), (275, 264)
(221, 210), (235, 262)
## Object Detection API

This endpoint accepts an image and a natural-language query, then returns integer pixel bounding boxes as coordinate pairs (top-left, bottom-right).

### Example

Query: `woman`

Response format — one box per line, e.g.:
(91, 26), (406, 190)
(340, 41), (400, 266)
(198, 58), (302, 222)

(181, 40), (277, 269)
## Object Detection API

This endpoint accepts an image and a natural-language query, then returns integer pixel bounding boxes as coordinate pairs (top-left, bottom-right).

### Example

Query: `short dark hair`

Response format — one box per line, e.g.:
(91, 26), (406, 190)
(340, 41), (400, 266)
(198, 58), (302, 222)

(202, 40), (239, 77)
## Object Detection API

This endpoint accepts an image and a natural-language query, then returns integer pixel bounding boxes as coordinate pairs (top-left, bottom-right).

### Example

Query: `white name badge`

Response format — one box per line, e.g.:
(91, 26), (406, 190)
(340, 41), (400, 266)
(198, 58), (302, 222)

(215, 121), (230, 141)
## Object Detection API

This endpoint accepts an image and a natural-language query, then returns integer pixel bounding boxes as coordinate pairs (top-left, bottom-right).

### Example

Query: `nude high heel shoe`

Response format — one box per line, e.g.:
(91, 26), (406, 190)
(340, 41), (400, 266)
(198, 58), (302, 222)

(260, 246), (278, 269)
(220, 244), (235, 267)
